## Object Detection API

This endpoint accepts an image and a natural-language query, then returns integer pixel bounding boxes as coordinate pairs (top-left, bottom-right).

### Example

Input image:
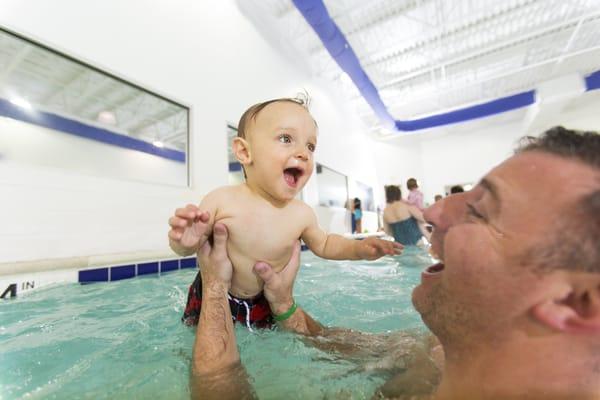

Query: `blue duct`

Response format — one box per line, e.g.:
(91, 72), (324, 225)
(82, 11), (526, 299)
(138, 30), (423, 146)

(585, 69), (600, 91)
(395, 91), (536, 131)
(292, 1), (598, 132)
(292, 0), (396, 130)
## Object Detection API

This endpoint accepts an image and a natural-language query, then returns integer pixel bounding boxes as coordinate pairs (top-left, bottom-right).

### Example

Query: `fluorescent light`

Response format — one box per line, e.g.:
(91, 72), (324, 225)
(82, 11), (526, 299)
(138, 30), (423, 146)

(10, 97), (32, 110)
(152, 141), (164, 148)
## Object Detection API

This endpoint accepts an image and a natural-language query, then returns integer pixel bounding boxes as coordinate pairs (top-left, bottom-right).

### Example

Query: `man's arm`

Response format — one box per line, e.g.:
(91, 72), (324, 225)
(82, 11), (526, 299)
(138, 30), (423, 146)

(372, 334), (443, 400)
(189, 223), (256, 400)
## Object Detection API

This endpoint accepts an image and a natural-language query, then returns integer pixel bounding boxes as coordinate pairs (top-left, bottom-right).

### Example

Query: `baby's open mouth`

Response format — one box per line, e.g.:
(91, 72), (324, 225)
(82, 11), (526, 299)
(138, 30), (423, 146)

(283, 167), (304, 187)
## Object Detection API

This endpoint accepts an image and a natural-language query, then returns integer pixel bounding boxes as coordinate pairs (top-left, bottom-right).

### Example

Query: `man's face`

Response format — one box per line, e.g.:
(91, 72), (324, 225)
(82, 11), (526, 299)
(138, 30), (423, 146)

(412, 152), (598, 346)
(245, 101), (317, 202)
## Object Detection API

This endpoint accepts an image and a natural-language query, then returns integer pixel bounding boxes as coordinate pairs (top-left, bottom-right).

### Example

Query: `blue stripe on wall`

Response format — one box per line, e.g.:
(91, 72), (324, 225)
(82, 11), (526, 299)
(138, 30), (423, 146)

(229, 162), (242, 172)
(0, 97), (186, 163)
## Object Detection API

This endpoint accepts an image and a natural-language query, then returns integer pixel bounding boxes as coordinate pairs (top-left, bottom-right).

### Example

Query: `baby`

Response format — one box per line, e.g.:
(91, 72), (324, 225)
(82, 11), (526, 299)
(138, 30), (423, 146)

(169, 97), (402, 328)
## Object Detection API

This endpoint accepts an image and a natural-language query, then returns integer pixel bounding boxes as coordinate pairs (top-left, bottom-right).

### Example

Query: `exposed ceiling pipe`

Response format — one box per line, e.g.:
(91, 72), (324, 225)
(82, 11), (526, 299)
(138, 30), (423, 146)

(292, 0), (599, 133)
(292, 0), (397, 130)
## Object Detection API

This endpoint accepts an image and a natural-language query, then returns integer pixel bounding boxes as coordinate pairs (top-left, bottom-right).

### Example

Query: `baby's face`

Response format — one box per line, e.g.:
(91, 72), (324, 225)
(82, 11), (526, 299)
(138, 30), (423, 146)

(246, 101), (317, 202)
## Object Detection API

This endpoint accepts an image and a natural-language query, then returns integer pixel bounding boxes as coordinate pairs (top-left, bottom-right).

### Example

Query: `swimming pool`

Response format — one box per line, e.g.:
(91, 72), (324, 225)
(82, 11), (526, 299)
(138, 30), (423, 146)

(0, 247), (434, 399)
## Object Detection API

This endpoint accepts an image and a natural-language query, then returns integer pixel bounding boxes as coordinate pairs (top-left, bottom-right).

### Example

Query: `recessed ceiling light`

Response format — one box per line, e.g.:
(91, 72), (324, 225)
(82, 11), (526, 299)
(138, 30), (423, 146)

(152, 141), (164, 148)
(97, 111), (117, 125)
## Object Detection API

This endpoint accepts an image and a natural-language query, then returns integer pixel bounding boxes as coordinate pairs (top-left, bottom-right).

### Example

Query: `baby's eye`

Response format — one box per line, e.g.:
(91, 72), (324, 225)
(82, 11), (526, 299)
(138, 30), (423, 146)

(278, 134), (292, 144)
(307, 143), (316, 152)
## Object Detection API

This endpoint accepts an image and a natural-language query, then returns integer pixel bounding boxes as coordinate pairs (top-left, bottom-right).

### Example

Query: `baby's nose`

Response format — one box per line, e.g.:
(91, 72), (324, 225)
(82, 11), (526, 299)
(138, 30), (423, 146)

(295, 149), (309, 160)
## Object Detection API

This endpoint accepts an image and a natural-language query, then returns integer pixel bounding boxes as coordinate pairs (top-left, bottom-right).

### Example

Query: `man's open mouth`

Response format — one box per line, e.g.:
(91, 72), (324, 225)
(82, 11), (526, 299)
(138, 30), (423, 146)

(425, 262), (445, 274)
(283, 167), (304, 187)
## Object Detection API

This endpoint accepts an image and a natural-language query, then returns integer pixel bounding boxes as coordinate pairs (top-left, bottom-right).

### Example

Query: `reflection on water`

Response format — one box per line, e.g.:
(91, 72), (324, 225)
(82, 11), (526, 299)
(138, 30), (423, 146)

(0, 247), (433, 399)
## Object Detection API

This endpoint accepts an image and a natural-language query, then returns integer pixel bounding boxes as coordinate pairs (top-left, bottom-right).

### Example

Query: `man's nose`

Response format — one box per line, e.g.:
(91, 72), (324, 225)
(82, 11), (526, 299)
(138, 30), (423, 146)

(424, 192), (469, 232)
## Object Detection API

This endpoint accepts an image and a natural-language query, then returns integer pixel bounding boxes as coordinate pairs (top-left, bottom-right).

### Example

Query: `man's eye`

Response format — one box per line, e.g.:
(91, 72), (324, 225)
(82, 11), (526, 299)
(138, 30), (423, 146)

(308, 143), (316, 152)
(467, 204), (485, 220)
(278, 134), (292, 143)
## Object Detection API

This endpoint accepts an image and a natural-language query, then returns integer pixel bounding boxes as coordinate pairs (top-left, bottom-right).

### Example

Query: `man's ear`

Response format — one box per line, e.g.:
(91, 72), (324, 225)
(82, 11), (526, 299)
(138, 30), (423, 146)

(232, 137), (252, 166)
(532, 279), (600, 334)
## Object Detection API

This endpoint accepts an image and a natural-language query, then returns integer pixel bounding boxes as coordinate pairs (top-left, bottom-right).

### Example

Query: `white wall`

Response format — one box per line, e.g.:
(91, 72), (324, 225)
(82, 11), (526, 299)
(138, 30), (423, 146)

(418, 120), (526, 202)
(0, 0), (388, 266)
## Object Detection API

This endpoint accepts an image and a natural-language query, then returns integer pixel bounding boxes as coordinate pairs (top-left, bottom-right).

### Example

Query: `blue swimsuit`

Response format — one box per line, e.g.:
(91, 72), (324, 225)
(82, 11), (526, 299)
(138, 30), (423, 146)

(389, 217), (422, 245)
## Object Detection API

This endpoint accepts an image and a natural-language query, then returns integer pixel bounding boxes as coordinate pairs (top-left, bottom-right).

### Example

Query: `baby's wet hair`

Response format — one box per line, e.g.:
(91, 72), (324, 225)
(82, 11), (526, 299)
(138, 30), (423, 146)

(237, 93), (314, 140)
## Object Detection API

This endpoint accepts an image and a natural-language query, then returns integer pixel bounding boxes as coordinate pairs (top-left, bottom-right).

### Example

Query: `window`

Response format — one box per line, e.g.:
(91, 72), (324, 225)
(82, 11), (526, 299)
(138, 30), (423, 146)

(0, 26), (190, 186)
(316, 163), (348, 207)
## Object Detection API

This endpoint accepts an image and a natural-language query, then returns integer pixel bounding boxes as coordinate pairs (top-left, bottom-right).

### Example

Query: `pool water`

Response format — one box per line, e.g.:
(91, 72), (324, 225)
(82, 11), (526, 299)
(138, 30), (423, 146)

(0, 247), (434, 399)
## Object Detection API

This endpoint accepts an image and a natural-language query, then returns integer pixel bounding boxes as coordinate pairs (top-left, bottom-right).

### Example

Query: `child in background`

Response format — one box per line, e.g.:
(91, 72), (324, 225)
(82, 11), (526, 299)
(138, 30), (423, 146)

(406, 178), (430, 241)
(168, 96), (402, 329)
(406, 178), (425, 210)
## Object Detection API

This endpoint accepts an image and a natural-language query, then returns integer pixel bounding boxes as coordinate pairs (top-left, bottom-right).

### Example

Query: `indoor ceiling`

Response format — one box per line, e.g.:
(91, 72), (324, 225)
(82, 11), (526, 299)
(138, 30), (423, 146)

(237, 0), (600, 137)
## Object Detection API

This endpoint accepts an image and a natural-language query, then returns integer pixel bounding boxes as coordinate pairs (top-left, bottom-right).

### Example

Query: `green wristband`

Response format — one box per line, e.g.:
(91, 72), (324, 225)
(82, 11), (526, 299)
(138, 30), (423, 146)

(273, 301), (297, 322)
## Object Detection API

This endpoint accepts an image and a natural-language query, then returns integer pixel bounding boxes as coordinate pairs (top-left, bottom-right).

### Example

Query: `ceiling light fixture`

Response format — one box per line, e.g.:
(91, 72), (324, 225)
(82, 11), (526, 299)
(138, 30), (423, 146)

(10, 97), (32, 110)
(97, 110), (117, 126)
(152, 141), (164, 148)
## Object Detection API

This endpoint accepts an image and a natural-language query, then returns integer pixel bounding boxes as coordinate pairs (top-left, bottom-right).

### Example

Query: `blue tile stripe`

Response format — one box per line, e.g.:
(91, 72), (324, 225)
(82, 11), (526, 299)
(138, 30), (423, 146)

(78, 257), (197, 283)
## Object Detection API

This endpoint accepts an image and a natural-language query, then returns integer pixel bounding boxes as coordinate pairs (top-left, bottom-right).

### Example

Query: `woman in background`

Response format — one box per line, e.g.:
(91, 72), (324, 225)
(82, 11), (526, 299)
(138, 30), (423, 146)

(382, 185), (429, 245)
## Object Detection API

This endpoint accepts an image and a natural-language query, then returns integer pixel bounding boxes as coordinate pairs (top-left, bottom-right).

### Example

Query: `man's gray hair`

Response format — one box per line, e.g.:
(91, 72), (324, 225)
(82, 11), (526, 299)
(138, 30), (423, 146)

(518, 126), (600, 273)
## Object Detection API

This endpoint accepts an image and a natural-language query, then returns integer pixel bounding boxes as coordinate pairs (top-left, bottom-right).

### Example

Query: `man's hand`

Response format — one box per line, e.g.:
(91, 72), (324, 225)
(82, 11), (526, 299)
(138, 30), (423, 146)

(253, 241), (301, 315)
(197, 223), (233, 288)
(168, 204), (212, 255)
(356, 238), (403, 260)
(253, 243), (323, 336)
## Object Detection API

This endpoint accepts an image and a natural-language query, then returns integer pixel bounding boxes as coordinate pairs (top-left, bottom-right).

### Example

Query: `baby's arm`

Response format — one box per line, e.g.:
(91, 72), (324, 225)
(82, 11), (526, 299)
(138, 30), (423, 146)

(168, 190), (221, 256)
(300, 206), (402, 261)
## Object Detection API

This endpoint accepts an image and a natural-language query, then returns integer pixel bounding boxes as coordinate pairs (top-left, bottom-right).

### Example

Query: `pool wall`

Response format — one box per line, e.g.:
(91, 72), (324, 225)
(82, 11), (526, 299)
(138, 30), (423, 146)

(0, 254), (197, 299)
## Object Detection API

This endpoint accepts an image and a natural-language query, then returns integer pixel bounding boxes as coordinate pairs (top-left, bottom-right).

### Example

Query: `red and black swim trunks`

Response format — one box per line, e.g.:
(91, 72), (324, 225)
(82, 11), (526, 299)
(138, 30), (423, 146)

(182, 271), (273, 329)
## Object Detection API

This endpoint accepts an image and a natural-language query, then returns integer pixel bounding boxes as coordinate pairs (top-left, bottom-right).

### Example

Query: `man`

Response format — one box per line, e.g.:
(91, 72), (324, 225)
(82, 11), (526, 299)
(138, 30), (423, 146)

(183, 127), (600, 399)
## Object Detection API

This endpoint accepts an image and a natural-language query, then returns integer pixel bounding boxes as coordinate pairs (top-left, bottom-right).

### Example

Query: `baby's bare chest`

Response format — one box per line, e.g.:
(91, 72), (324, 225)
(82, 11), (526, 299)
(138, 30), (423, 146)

(217, 205), (304, 267)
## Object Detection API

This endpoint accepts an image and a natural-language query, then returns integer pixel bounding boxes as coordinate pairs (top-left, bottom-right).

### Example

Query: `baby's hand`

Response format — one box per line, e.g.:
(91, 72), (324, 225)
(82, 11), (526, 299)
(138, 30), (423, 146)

(168, 204), (212, 252)
(356, 237), (403, 260)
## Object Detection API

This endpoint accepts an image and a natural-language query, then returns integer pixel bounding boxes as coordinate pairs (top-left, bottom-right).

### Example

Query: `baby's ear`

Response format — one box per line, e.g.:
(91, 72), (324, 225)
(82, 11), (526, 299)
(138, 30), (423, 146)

(232, 137), (252, 166)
